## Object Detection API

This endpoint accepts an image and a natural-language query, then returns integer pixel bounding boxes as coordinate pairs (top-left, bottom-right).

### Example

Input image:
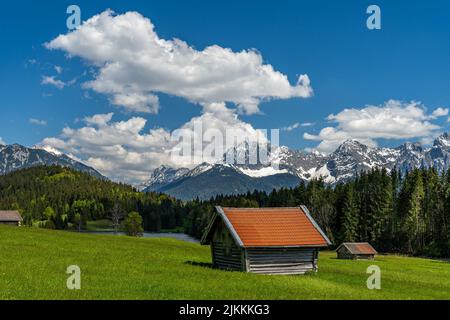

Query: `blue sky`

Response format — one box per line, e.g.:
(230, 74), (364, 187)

(1, 0), (450, 183)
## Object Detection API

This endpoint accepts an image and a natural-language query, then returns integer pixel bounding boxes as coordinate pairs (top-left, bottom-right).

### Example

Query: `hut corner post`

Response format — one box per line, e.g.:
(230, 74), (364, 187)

(313, 249), (319, 272)
(242, 249), (250, 272)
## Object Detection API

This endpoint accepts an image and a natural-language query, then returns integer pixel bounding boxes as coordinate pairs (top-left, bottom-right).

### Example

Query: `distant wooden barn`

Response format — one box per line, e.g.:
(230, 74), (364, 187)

(0, 210), (23, 226)
(336, 243), (377, 260)
(201, 206), (331, 275)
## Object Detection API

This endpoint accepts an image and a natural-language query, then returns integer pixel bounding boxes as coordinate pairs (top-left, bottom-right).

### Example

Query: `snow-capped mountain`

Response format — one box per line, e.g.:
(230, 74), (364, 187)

(143, 133), (450, 200)
(143, 165), (190, 192)
(0, 143), (104, 179)
(325, 140), (399, 183)
(424, 132), (450, 173)
(148, 163), (301, 200)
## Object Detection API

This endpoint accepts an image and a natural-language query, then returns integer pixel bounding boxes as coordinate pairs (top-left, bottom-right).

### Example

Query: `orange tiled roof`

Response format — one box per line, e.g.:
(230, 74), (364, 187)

(221, 207), (330, 247)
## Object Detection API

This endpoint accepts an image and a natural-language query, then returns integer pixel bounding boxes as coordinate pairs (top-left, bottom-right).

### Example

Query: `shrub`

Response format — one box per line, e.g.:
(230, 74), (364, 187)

(124, 212), (144, 237)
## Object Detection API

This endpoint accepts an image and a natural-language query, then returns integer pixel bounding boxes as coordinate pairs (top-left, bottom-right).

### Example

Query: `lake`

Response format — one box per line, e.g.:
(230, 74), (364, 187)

(84, 231), (200, 243)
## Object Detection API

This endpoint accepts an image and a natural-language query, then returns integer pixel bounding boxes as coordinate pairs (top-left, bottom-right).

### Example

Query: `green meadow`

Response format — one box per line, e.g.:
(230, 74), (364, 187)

(0, 225), (449, 300)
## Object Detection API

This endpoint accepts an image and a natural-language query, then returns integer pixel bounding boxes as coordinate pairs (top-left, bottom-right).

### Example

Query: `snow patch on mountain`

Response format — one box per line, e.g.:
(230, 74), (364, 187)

(33, 145), (63, 156)
(238, 166), (289, 178)
(310, 164), (336, 184)
(187, 163), (215, 177)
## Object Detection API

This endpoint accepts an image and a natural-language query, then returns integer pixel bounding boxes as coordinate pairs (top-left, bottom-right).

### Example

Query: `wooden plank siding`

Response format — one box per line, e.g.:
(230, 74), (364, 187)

(0, 221), (21, 226)
(211, 219), (244, 271)
(245, 247), (318, 275)
(211, 242), (243, 270)
(336, 247), (354, 259)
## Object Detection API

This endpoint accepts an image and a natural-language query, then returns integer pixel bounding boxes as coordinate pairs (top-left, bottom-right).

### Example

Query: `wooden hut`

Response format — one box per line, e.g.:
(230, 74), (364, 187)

(0, 210), (23, 226)
(336, 243), (377, 260)
(201, 206), (331, 275)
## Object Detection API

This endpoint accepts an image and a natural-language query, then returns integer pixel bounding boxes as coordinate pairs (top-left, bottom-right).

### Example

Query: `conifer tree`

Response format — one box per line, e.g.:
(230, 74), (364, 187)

(443, 169), (450, 256)
(402, 169), (425, 254)
(339, 184), (359, 242)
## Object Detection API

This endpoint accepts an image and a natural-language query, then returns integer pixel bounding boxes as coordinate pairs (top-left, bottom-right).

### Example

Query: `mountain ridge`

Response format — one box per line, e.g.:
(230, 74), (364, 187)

(2, 133), (449, 200)
(144, 133), (450, 199)
(0, 143), (105, 179)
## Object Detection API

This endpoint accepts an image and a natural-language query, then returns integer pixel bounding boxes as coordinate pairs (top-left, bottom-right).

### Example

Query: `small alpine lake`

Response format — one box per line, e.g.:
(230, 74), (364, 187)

(83, 231), (200, 243)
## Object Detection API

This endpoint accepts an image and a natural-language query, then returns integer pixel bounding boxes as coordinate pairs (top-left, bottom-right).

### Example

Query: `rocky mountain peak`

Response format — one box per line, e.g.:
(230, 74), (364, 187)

(0, 143), (104, 179)
(434, 133), (450, 148)
(335, 140), (370, 154)
(398, 142), (423, 152)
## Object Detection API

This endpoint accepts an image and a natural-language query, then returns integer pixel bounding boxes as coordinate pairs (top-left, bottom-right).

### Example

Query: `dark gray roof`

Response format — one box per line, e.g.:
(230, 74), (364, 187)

(0, 210), (23, 222)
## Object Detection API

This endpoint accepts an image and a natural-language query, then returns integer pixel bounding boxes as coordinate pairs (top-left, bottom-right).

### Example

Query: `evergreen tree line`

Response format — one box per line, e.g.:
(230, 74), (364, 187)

(184, 167), (450, 258)
(1, 165), (449, 257)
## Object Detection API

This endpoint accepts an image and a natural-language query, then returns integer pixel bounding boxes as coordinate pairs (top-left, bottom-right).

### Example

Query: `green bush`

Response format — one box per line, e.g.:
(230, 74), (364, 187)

(124, 212), (144, 237)
(44, 220), (56, 230)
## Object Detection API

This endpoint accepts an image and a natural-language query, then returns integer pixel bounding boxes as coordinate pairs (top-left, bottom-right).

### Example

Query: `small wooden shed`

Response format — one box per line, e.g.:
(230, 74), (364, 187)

(201, 206), (331, 275)
(0, 210), (23, 226)
(336, 243), (377, 260)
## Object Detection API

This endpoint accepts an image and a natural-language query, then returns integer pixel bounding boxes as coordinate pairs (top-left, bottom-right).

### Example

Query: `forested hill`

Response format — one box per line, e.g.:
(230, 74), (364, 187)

(1, 165), (450, 259)
(0, 166), (186, 231)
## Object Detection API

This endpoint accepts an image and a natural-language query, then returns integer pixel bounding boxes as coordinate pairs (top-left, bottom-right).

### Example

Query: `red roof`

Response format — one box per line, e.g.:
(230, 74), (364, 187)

(219, 207), (330, 247)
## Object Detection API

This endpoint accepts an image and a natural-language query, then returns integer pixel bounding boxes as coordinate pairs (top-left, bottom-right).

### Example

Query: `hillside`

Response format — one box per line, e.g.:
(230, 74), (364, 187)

(0, 166), (135, 227)
(0, 225), (449, 300)
(0, 166), (186, 232)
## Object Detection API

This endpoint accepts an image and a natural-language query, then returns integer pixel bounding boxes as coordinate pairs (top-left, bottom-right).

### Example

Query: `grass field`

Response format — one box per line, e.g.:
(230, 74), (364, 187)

(0, 225), (449, 300)
(85, 219), (116, 231)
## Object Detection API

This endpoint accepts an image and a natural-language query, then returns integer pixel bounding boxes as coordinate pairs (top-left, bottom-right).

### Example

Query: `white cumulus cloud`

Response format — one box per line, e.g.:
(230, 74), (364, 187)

(45, 10), (312, 115)
(430, 107), (449, 118)
(282, 122), (315, 131)
(29, 118), (48, 126)
(41, 76), (66, 89)
(40, 105), (268, 185)
(84, 113), (114, 127)
(282, 123), (300, 132)
(305, 100), (442, 153)
(54, 65), (63, 74)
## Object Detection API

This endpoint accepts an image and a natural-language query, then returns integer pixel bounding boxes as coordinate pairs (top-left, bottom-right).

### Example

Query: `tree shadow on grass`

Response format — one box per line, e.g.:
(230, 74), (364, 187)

(184, 261), (215, 269)
(430, 259), (450, 264)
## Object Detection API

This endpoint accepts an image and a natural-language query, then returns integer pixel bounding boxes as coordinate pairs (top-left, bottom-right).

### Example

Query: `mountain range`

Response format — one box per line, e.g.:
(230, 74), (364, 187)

(1, 133), (450, 200)
(144, 133), (450, 200)
(0, 143), (104, 179)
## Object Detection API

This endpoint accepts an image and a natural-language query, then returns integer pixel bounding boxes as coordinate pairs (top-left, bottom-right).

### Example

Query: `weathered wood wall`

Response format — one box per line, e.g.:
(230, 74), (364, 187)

(337, 247), (353, 259)
(211, 219), (243, 271)
(337, 247), (375, 260)
(0, 221), (20, 226)
(245, 247), (318, 275)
